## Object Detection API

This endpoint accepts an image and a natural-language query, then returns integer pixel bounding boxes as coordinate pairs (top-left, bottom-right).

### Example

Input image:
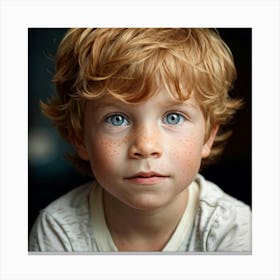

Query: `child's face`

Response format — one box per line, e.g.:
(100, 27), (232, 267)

(77, 88), (217, 211)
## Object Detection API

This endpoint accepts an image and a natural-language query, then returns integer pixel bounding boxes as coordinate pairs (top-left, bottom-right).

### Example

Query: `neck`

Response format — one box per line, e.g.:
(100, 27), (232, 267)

(103, 188), (189, 251)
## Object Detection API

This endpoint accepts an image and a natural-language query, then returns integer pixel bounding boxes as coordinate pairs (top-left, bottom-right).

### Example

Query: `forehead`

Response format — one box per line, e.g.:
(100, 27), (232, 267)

(86, 88), (200, 110)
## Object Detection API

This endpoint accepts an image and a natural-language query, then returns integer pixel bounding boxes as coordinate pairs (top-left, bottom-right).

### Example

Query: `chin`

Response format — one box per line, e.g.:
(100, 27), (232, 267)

(125, 195), (170, 211)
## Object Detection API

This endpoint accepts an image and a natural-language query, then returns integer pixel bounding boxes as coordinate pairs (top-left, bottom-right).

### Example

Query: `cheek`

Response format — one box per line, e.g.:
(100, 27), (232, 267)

(168, 135), (204, 173)
(87, 138), (122, 175)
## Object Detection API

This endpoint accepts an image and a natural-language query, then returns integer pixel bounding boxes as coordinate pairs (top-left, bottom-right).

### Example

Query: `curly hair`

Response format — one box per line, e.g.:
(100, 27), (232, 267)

(41, 28), (242, 176)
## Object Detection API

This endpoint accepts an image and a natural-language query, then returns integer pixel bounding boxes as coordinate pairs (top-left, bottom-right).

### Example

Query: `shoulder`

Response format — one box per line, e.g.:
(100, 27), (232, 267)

(190, 174), (251, 252)
(29, 181), (96, 252)
(197, 174), (250, 211)
(43, 181), (94, 217)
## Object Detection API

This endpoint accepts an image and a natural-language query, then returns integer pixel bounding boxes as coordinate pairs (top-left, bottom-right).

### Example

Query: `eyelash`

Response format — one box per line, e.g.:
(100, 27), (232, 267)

(104, 112), (187, 128)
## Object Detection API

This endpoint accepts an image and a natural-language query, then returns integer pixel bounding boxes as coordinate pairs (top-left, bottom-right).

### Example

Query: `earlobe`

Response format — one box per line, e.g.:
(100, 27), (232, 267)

(202, 125), (219, 159)
(77, 145), (90, 161)
(72, 137), (89, 161)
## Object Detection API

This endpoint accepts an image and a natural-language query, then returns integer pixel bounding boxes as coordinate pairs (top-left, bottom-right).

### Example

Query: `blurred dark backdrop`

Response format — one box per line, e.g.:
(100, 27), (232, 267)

(28, 28), (252, 234)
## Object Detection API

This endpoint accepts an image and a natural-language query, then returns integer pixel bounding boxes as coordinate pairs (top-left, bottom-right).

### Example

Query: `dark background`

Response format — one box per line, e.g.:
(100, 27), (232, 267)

(28, 28), (252, 234)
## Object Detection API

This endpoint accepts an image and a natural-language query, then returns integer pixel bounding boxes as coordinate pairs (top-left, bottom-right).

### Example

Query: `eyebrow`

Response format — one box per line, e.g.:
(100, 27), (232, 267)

(158, 101), (204, 121)
(91, 96), (200, 111)
(161, 99), (200, 111)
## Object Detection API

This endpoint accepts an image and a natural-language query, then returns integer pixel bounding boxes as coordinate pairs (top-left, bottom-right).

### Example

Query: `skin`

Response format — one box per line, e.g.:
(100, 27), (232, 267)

(76, 88), (218, 251)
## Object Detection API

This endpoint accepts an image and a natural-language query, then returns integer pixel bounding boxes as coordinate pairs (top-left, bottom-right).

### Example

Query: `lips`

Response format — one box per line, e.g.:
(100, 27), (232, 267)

(125, 171), (168, 185)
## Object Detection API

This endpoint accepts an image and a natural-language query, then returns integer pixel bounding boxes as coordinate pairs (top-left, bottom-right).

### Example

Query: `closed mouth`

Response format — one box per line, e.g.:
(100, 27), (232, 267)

(126, 171), (167, 179)
(124, 171), (169, 185)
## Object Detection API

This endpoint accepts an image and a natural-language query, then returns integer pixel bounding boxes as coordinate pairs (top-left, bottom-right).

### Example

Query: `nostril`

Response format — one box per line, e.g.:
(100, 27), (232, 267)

(150, 151), (161, 158)
(131, 150), (162, 159)
(134, 152), (142, 157)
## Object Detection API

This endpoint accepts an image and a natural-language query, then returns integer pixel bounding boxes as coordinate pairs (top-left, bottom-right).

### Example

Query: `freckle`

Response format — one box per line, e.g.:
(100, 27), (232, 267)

(122, 136), (129, 144)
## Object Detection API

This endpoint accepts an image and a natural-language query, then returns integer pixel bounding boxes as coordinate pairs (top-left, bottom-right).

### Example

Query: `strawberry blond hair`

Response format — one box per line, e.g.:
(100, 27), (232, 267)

(41, 28), (242, 175)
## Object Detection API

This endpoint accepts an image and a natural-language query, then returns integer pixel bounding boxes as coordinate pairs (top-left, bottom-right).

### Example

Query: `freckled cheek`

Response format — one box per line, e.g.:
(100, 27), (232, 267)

(167, 136), (203, 173)
(87, 138), (123, 174)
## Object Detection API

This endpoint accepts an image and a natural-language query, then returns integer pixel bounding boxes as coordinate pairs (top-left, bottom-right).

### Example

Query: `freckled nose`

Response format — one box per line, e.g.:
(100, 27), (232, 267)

(128, 127), (163, 159)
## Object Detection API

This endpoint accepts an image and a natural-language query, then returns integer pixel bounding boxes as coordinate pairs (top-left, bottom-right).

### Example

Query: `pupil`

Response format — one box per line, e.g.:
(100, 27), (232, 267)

(113, 115), (123, 125)
(168, 114), (178, 124)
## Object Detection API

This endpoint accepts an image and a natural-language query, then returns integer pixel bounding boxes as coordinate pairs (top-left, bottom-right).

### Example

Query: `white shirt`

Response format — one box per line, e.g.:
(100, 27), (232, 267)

(29, 174), (251, 252)
(91, 179), (199, 251)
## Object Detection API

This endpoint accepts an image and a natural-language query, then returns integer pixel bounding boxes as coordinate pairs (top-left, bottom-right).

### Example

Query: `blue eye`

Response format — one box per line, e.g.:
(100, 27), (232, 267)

(106, 114), (129, 126)
(163, 113), (185, 125)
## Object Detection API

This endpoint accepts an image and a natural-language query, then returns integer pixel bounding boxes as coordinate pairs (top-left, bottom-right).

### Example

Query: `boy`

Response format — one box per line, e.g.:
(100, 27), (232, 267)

(29, 28), (251, 252)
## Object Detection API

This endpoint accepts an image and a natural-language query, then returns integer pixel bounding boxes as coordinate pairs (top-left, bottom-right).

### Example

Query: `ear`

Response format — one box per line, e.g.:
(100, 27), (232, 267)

(202, 125), (219, 159)
(71, 137), (89, 161)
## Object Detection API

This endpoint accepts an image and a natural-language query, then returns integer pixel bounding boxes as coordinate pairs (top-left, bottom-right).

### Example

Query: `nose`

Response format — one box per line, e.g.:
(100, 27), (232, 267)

(128, 125), (163, 159)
